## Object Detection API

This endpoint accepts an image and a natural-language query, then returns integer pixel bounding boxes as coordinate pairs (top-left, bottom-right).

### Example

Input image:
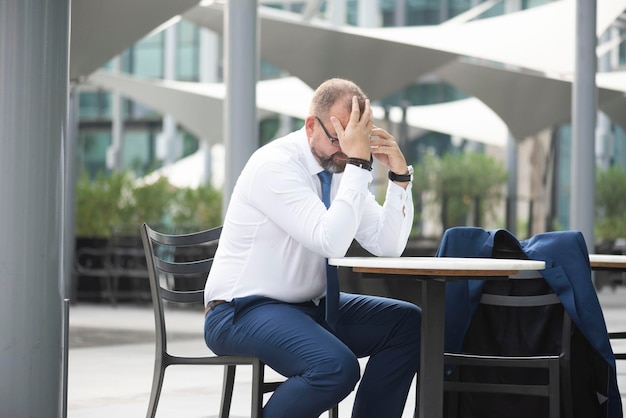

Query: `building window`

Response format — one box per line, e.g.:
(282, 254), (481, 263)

(79, 91), (112, 119)
(177, 21), (200, 81)
(448, 0), (472, 19)
(406, 0), (441, 25)
(121, 32), (164, 78)
(523, 0), (551, 9)
(619, 30), (626, 66)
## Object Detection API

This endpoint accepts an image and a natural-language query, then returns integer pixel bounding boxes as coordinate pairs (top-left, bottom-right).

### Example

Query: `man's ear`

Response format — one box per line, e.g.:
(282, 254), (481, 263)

(305, 116), (315, 138)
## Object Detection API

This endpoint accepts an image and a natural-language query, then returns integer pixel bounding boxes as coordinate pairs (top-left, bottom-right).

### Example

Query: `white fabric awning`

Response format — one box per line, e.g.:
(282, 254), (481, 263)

(88, 70), (509, 147)
(184, 0), (626, 101)
(351, 0), (626, 77)
(70, 0), (201, 80)
(436, 60), (626, 140)
(182, 3), (458, 101)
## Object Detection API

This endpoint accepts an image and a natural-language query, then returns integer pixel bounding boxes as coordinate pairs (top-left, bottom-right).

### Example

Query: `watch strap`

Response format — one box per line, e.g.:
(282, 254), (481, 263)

(346, 157), (373, 171)
(388, 168), (412, 182)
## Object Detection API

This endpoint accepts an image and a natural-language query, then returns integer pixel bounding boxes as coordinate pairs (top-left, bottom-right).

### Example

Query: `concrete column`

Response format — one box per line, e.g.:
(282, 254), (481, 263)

(107, 57), (124, 171)
(199, 28), (220, 186)
(505, 133), (519, 235)
(200, 29), (219, 84)
(223, 0), (258, 216)
(503, 0), (521, 235)
(358, 0), (379, 27)
(393, 0), (406, 26)
(0, 0), (70, 416)
(570, 0), (597, 252)
(596, 30), (614, 170)
(328, 0), (347, 26)
(161, 25), (180, 166)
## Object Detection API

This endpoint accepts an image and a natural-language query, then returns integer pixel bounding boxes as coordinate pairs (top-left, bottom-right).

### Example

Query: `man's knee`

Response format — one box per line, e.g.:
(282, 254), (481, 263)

(304, 351), (360, 396)
(395, 302), (422, 349)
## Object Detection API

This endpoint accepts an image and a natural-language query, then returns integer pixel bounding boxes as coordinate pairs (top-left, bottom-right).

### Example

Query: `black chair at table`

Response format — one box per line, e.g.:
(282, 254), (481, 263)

(140, 223), (339, 418)
(440, 229), (575, 418)
(443, 269), (573, 418)
(609, 332), (626, 360)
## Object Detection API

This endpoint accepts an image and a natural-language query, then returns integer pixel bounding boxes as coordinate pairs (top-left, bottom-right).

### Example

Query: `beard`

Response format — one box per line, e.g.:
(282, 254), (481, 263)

(313, 150), (347, 173)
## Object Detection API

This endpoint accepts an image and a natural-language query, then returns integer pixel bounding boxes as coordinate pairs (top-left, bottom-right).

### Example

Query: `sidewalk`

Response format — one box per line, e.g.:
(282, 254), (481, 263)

(67, 303), (413, 417)
(67, 288), (626, 417)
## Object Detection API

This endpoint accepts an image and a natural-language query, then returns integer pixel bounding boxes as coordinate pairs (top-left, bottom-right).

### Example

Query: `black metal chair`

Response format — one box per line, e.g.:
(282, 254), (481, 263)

(441, 233), (573, 418)
(609, 332), (626, 360)
(140, 223), (339, 418)
(443, 270), (572, 418)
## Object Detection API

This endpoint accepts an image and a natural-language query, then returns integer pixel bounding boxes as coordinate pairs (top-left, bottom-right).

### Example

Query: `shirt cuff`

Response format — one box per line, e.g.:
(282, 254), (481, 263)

(340, 163), (373, 195)
(385, 179), (412, 210)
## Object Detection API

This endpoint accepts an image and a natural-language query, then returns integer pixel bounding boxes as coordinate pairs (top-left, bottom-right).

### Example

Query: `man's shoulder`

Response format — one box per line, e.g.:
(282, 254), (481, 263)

(250, 130), (307, 168)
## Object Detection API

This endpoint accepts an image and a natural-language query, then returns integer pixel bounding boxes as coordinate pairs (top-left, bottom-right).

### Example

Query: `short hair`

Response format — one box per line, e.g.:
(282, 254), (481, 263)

(309, 78), (368, 121)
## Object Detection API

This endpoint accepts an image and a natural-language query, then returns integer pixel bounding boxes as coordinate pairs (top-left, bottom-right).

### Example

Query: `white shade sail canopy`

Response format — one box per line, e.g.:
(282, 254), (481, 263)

(184, 0), (626, 100)
(597, 71), (626, 130)
(87, 71), (298, 144)
(88, 70), (509, 147)
(436, 60), (626, 140)
(182, 3), (459, 101)
(352, 0), (626, 77)
(72, 0), (626, 145)
(182, 0), (626, 142)
(378, 98), (508, 147)
(70, 0), (201, 81)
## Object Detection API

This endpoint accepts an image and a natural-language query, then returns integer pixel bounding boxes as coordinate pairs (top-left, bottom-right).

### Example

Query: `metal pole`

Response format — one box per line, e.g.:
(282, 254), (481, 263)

(505, 133), (518, 235)
(108, 57), (124, 172)
(60, 84), (80, 418)
(0, 0), (70, 416)
(162, 25), (180, 166)
(570, 0), (597, 253)
(223, 0), (259, 217)
(503, 0), (521, 236)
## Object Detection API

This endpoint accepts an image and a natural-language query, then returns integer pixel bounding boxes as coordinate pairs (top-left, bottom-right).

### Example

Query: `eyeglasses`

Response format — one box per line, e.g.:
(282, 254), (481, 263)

(315, 116), (339, 145)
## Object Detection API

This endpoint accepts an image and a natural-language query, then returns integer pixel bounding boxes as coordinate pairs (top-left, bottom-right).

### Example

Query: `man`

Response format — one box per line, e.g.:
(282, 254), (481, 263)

(204, 78), (420, 418)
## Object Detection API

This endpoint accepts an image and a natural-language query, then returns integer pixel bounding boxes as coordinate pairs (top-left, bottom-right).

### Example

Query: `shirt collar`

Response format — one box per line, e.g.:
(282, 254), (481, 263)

(296, 127), (327, 177)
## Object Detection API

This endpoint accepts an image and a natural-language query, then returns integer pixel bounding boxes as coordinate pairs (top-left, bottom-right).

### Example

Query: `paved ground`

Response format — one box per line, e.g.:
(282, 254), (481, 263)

(67, 287), (626, 418)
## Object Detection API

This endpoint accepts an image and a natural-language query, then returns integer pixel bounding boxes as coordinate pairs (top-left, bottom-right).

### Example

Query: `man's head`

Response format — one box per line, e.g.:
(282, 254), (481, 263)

(306, 78), (368, 173)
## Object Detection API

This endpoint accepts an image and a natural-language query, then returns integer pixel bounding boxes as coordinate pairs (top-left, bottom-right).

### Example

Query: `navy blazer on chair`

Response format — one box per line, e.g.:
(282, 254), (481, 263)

(437, 227), (622, 418)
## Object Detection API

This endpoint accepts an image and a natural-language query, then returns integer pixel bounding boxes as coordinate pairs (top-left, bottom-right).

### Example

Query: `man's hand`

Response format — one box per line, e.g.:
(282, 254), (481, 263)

(369, 126), (408, 177)
(330, 96), (372, 161)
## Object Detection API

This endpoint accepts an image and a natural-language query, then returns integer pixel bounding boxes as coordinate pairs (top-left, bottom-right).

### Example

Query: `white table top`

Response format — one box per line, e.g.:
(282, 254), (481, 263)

(329, 256), (545, 277)
(589, 253), (626, 268)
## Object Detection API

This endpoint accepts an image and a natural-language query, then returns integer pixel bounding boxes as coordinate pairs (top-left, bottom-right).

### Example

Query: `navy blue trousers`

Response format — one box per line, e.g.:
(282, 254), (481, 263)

(204, 292), (421, 418)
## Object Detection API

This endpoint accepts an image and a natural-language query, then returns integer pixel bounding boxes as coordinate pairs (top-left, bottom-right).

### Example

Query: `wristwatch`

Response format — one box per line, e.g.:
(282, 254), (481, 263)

(388, 165), (413, 182)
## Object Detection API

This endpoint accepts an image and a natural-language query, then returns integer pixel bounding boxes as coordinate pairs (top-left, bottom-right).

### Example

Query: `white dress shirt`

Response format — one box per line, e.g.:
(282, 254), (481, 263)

(204, 127), (414, 305)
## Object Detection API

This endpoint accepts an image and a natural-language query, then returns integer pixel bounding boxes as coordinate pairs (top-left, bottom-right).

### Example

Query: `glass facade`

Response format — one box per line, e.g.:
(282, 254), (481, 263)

(177, 20), (200, 81)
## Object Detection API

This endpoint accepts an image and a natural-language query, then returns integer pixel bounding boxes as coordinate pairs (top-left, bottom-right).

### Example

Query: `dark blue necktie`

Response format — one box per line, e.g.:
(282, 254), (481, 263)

(317, 171), (339, 328)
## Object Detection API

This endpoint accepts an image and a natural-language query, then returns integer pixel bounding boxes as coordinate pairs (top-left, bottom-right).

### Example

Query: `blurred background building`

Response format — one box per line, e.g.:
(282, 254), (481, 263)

(75, 0), (626, 238)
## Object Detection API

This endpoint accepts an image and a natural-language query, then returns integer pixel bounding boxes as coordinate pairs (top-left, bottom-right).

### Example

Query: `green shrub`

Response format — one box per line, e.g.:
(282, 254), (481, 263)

(414, 152), (508, 230)
(75, 171), (222, 237)
(596, 166), (626, 240)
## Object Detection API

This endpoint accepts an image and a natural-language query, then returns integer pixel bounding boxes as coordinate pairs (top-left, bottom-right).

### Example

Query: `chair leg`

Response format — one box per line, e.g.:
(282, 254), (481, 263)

(548, 362), (560, 418)
(219, 365), (236, 418)
(251, 359), (265, 418)
(560, 360), (573, 418)
(328, 404), (339, 418)
(146, 360), (166, 418)
(415, 373), (419, 417)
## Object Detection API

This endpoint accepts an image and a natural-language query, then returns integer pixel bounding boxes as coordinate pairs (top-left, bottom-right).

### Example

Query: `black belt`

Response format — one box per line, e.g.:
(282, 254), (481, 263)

(204, 300), (226, 316)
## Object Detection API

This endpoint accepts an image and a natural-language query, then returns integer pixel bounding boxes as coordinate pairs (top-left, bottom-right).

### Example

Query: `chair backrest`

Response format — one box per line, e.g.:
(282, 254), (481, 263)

(451, 232), (572, 418)
(140, 223), (222, 352)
